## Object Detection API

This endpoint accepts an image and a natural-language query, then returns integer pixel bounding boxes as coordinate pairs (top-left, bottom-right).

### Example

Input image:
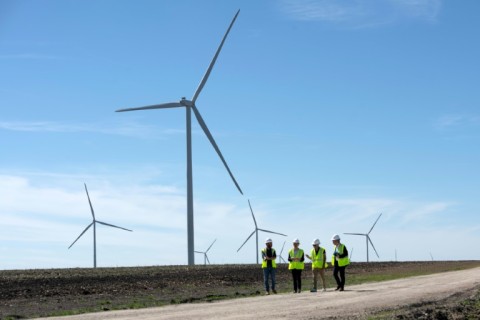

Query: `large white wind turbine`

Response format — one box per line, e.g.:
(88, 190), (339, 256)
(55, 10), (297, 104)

(237, 200), (287, 264)
(344, 213), (382, 263)
(115, 10), (242, 266)
(194, 239), (217, 265)
(68, 184), (132, 268)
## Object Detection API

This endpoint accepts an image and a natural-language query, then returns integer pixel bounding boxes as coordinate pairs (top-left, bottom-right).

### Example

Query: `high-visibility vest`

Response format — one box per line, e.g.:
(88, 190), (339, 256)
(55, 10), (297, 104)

(331, 243), (350, 267)
(261, 248), (277, 268)
(310, 247), (326, 269)
(288, 248), (305, 270)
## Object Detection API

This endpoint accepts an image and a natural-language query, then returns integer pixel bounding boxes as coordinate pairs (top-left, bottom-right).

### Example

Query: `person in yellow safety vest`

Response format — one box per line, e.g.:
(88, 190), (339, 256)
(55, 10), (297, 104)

(261, 238), (277, 295)
(288, 238), (305, 293)
(331, 234), (350, 291)
(306, 238), (327, 292)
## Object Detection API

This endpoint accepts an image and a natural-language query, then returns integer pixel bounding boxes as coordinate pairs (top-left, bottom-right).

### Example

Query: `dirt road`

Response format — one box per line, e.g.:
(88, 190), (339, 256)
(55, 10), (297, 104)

(42, 267), (480, 320)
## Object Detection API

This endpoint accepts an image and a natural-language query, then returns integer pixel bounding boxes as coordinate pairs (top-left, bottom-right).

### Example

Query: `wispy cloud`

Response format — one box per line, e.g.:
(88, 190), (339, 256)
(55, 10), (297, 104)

(278, 0), (441, 27)
(0, 120), (186, 139)
(0, 53), (64, 60)
(435, 114), (480, 128)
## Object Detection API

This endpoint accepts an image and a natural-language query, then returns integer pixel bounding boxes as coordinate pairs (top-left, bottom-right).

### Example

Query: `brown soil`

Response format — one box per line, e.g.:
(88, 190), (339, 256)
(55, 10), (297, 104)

(0, 261), (479, 319)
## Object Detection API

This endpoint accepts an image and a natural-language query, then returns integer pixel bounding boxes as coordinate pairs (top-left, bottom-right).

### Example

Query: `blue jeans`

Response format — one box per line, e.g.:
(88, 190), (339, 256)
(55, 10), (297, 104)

(263, 267), (276, 291)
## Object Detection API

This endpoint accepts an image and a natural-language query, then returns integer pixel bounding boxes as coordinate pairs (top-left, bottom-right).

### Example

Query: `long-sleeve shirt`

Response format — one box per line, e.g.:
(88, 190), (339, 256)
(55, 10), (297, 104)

(262, 247), (276, 268)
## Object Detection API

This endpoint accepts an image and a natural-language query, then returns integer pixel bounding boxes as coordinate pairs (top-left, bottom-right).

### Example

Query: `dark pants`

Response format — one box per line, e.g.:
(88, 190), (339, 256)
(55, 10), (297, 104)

(333, 265), (346, 289)
(291, 269), (302, 292)
(263, 267), (276, 291)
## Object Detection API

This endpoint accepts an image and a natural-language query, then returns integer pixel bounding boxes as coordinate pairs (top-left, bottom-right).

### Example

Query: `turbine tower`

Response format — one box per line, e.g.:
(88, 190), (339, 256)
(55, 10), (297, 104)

(194, 239), (217, 265)
(237, 199), (287, 264)
(115, 10), (242, 266)
(344, 213), (382, 263)
(68, 183), (132, 268)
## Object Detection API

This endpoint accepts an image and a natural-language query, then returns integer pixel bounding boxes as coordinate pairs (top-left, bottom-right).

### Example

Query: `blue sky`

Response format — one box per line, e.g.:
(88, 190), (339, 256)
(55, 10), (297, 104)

(1, 0), (479, 269)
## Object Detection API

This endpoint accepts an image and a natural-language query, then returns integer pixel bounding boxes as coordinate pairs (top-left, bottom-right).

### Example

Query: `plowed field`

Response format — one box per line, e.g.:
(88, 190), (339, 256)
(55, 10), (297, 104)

(1, 261), (479, 319)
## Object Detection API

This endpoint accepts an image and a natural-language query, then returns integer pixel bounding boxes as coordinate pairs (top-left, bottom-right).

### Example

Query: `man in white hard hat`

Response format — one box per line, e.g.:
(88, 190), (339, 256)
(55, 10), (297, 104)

(306, 238), (327, 292)
(261, 238), (277, 295)
(331, 234), (350, 291)
(288, 238), (305, 293)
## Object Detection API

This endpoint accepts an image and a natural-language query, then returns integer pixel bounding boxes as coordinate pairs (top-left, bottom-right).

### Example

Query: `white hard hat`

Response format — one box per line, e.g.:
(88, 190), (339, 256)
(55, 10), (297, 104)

(312, 238), (320, 245)
(293, 238), (300, 244)
(331, 234), (341, 241)
(265, 238), (272, 244)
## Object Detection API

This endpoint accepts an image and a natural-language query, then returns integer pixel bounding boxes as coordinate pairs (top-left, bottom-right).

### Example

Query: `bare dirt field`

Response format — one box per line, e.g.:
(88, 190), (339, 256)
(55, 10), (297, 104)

(1, 261), (479, 319)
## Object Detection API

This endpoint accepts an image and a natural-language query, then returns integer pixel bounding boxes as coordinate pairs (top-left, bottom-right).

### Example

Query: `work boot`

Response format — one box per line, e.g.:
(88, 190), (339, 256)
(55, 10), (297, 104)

(272, 289), (277, 294)
(265, 291), (270, 295)
(310, 288), (317, 292)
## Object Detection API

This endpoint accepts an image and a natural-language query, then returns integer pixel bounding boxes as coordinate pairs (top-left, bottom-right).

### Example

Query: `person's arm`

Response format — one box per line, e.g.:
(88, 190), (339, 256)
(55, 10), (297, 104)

(300, 251), (305, 262)
(288, 251), (292, 262)
(339, 246), (348, 258)
(272, 250), (276, 259)
(262, 250), (266, 261)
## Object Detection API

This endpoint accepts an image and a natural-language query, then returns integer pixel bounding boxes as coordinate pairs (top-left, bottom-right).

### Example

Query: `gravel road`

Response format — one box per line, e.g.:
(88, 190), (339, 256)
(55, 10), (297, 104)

(41, 267), (480, 320)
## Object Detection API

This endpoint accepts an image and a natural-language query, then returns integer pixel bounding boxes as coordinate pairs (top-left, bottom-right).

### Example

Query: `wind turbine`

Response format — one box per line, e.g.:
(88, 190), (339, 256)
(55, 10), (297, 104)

(350, 247), (354, 261)
(194, 239), (217, 265)
(68, 184), (132, 268)
(278, 240), (287, 264)
(237, 199), (287, 264)
(344, 213), (382, 263)
(115, 10), (242, 266)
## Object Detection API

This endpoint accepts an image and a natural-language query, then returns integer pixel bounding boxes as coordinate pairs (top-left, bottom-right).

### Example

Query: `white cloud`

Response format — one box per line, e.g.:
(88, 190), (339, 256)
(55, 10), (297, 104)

(435, 114), (480, 128)
(0, 120), (186, 139)
(0, 171), (478, 269)
(278, 0), (441, 27)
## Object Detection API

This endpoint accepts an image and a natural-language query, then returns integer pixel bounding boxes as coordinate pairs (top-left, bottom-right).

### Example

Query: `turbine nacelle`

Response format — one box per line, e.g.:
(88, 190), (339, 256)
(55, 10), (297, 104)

(180, 98), (194, 107)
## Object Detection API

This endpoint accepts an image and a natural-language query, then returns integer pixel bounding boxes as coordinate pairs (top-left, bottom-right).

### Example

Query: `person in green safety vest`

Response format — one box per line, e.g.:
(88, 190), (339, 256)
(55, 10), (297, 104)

(331, 234), (350, 291)
(306, 238), (327, 292)
(288, 238), (305, 293)
(261, 238), (277, 295)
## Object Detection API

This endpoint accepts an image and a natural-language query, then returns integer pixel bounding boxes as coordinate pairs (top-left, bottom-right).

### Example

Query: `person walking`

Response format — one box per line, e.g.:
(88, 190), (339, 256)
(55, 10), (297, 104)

(306, 238), (327, 292)
(288, 238), (304, 293)
(261, 238), (277, 295)
(331, 234), (350, 291)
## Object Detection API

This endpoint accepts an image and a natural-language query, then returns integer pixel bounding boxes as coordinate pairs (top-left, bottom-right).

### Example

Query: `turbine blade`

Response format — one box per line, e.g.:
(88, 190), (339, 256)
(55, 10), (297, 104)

(248, 199), (258, 228)
(368, 236), (380, 258)
(68, 222), (93, 249)
(258, 228), (287, 237)
(116, 102), (183, 112)
(96, 221), (132, 232)
(280, 241), (286, 255)
(206, 255), (211, 264)
(191, 9), (240, 103)
(206, 239), (217, 253)
(192, 106), (243, 194)
(368, 213), (383, 234)
(237, 230), (255, 252)
(84, 183), (95, 220)
(344, 233), (366, 236)
(194, 251), (203, 254)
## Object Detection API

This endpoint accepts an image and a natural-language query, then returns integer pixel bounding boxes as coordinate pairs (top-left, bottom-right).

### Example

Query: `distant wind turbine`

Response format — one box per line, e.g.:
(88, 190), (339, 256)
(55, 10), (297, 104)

(115, 10), (242, 266)
(344, 213), (382, 263)
(430, 252), (434, 261)
(278, 241), (287, 264)
(350, 247), (354, 261)
(194, 239), (217, 265)
(68, 184), (132, 268)
(237, 200), (287, 264)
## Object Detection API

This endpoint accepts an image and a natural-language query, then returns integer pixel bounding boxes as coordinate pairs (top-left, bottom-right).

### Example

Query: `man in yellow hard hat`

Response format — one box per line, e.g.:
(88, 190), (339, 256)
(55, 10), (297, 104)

(306, 238), (327, 292)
